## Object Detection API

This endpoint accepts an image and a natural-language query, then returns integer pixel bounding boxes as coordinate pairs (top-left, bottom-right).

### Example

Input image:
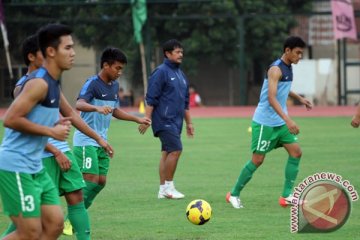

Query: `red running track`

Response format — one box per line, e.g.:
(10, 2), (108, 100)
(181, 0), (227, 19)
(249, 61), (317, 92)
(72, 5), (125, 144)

(0, 106), (356, 120)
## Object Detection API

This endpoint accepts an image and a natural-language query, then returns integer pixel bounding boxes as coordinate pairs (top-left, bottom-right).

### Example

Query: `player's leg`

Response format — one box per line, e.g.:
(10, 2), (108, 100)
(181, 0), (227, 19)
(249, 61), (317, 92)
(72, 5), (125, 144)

(64, 190), (90, 240)
(4, 216), (42, 240)
(157, 131), (184, 199)
(165, 150), (182, 181)
(227, 122), (276, 208)
(38, 168), (63, 239)
(74, 146), (101, 209)
(158, 151), (168, 198)
(61, 151), (90, 240)
(0, 170), (45, 239)
(230, 153), (264, 197)
(40, 205), (64, 239)
(278, 125), (302, 207)
(85, 147), (110, 207)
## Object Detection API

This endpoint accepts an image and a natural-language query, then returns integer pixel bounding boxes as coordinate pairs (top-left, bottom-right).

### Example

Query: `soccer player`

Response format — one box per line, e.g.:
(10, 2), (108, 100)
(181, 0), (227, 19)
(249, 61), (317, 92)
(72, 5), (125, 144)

(7, 33), (113, 240)
(72, 47), (151, 212)
(12, 34), (44, 98)
(226, 36), (312, 208)
(138, 39), (194, 199)
(0, 23), (73, 240)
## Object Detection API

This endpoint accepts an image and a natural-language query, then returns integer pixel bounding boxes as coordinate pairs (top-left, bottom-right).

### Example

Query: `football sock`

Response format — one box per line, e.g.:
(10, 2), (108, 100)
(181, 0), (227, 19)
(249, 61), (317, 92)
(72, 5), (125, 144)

(231, 160), (257, 196)
(165, 180), (174, 188)
(0, 222), (16, 237)
(282, 156), (300, 197)
(83, 181), (105, 209)
(68, 201), (90, 240)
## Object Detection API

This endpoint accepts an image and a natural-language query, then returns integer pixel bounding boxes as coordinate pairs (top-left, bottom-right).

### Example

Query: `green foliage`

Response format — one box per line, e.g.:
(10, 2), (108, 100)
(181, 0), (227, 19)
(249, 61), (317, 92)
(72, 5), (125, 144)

(2, 0), (313, 83)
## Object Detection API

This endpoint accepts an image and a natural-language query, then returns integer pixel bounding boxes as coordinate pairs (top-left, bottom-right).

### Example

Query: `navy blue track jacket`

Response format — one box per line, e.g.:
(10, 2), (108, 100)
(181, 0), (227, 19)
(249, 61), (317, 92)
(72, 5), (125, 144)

(145, 58), (189, 136)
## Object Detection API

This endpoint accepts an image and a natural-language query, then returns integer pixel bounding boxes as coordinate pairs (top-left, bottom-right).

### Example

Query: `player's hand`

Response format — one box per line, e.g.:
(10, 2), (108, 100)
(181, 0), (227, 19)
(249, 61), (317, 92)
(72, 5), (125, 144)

(53, 151), (71, 171)
(300, 98), (313, 111)
(138, 123), (150, 135)
(97, 138), (114, 158)
(51, 121), (71, 141)
(286, 119), (299, 135)
(351, 116), (360, 128)
(137, 117), (152, 125)
(56, 117), (72, 126)
(97, 106), (113, 115)
(186, 123), (194, 138)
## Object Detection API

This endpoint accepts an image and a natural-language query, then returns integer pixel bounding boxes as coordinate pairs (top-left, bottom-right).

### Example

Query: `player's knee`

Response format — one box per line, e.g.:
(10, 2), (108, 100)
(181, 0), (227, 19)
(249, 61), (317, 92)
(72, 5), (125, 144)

(46, 216), (64, 238)
(98, 176), (107, 186)
(292, 149), (302, 158)
(18, 225), (42, 240)
(252, 158), (264, 167)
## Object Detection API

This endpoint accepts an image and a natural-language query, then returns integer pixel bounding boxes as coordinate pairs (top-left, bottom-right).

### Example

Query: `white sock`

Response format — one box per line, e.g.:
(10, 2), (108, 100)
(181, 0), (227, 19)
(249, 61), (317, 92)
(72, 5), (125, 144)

(165, 180), (174, 188)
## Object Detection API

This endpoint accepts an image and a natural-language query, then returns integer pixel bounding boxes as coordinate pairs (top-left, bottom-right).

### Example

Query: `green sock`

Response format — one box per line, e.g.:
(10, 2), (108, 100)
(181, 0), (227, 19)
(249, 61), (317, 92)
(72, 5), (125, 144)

(83, 181), (105, 209)
(282, 156), (300, 197)
(1, 222), (16, 237)
(68, 201), (90, 240)
(231, 160), (257, 196)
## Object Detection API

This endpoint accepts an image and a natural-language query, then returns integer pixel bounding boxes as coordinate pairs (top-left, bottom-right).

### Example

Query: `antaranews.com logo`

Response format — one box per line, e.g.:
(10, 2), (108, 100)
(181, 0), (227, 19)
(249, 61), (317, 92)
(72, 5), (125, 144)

(290, 172), (358, 233)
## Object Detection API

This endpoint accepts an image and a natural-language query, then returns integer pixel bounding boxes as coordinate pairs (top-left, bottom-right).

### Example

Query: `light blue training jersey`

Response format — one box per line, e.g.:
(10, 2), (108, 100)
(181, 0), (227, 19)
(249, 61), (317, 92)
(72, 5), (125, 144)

(253, 59), (293, 127)
(73, 75), (119, 147)
(0, 67), (60, 173)
(15, 75), (71, 159)
(42, 138), (71, 158)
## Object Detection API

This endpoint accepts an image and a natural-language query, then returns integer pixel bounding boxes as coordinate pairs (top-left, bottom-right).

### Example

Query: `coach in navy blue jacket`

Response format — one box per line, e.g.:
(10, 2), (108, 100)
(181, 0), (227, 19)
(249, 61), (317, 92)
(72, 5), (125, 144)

(139, 39), (194, 199)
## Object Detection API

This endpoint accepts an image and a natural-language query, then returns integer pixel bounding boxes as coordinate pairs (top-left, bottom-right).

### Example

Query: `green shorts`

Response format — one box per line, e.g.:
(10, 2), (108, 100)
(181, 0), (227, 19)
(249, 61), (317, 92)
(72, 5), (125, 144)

(0, 168), (59, 218)
(42, 151), (86, 196)
(73, 146), (110, 176)
(251, 121), (298, 154)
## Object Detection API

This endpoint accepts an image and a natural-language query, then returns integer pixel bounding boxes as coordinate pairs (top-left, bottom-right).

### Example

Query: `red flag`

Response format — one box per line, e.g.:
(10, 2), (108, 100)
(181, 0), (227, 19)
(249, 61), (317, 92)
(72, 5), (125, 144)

(331, 0), (357, 40)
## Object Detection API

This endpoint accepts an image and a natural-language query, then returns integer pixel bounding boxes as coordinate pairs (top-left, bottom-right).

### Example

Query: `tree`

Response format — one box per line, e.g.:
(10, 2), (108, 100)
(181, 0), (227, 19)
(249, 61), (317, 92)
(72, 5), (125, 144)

(2, 0), (313, 92)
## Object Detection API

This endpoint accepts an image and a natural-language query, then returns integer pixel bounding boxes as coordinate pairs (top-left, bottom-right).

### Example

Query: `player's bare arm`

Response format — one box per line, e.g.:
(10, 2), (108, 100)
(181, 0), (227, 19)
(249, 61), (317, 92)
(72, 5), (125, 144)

(267, 66), (299, 135)
(45, 142), (71, 171)
(138, 105), (154, 134)
(184, 109), (194, 138)
(60, 93), (114, 157)
(289, 91), (312, 110)
(351, 105), (360, 128)
(4, 78), (71, 140)
(113, 108), (152, 125)
(76, 98), (113, 115)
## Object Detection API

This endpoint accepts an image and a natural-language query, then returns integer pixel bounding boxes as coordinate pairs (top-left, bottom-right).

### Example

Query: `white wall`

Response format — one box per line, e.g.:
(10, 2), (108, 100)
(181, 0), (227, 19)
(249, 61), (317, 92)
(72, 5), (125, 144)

(292, 59), (360, 105)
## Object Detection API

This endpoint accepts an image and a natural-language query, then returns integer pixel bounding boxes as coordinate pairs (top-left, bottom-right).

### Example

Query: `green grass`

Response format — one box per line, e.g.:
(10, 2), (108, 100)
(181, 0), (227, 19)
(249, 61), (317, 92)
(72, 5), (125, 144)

(0, 117), (360, 239)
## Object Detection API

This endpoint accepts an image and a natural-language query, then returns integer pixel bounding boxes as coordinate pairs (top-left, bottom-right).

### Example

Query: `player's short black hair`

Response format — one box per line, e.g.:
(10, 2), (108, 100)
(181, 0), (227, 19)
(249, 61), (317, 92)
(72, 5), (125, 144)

(21, 34), (39, 66)
(100, 47), (127, 68)
(283, 36), (306, 52)
(162, 39), (183, 57)
(37, 23), (72, 57)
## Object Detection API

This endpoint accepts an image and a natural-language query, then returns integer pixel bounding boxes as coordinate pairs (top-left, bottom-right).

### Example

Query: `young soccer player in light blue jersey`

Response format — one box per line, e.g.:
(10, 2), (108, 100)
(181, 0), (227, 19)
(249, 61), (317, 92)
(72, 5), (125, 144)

(72, 47), (151, 216)
(226, 36), (313, 209)
(3, 33), (113, 240)
(0, 23), (74, 240)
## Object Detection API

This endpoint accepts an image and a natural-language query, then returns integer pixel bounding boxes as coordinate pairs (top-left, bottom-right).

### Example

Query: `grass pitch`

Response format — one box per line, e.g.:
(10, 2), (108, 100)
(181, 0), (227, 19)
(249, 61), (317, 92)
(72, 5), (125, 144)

(0, 117), (359, 239)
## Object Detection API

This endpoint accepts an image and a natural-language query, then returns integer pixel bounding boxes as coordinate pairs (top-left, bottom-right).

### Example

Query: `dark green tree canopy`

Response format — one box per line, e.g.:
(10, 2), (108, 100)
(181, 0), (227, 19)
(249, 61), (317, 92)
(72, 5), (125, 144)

(2, 0), (312, 82)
